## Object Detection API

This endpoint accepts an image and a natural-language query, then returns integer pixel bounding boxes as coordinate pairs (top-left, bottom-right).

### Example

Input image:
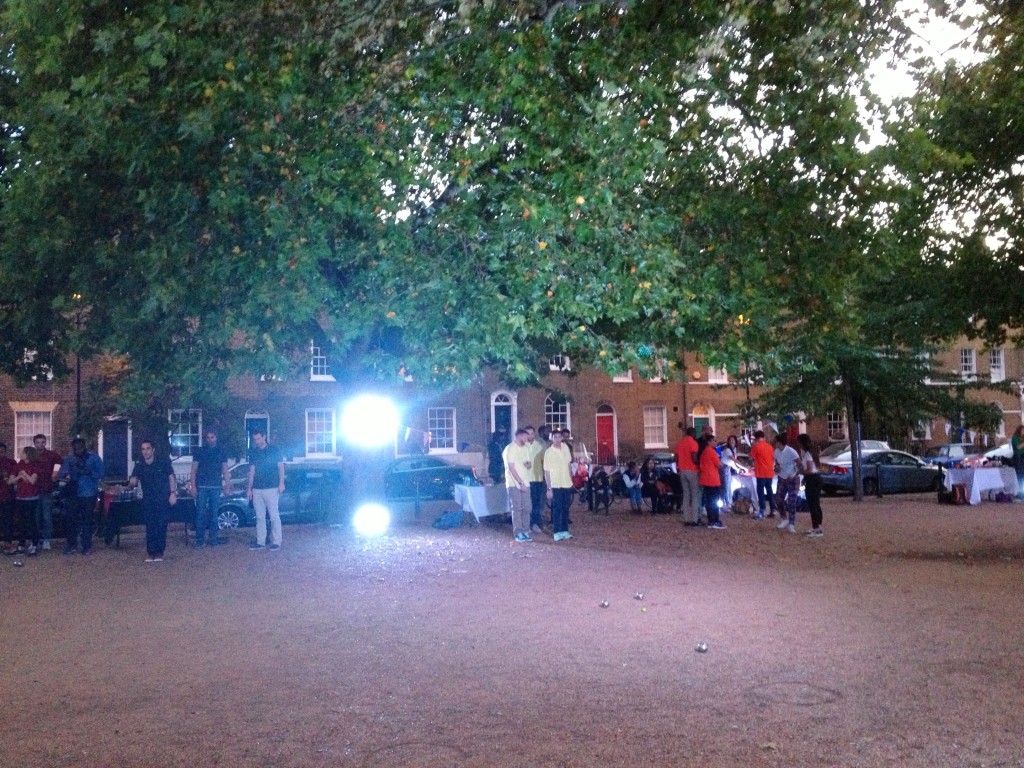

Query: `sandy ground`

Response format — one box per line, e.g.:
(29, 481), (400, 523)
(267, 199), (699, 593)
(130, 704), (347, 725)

(3, 492), (1023, 768)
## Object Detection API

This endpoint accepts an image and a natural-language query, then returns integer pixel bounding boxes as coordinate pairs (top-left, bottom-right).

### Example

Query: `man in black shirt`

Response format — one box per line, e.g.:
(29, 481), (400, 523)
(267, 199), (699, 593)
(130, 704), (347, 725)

(189, 430), (230, 547)
(247, 428), (284, 551)
(129, 440), (176, 562)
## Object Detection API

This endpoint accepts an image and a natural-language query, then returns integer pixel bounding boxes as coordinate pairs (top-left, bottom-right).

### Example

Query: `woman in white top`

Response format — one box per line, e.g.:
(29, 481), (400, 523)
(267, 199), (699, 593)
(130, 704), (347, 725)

(719, 435), (741, 508)
(797, 433), (823, 537)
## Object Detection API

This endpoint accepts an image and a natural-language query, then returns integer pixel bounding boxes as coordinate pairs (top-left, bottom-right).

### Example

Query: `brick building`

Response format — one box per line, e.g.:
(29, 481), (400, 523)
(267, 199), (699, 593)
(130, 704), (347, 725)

(2, 341), (1021, 481)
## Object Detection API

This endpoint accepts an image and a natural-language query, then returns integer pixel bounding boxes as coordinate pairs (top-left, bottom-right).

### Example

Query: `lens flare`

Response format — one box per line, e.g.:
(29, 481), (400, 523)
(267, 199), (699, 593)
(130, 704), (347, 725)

(353, 503), (390, 537)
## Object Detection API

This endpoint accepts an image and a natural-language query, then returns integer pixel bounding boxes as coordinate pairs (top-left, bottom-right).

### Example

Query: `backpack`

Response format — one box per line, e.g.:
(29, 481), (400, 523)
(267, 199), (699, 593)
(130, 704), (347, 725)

(949, 483), (968, 506)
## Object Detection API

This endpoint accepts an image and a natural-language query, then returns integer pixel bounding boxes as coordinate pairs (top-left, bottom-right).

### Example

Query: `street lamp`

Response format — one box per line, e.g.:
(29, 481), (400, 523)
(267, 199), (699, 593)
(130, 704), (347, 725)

(72, 293), (84, 438)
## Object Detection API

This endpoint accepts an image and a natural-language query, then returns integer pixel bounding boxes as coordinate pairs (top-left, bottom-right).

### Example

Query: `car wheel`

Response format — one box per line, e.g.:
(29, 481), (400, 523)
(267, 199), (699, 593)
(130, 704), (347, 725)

(217, 506), (242, 529)
(823, 487), (838, 497)
(863, 478), (878, 496)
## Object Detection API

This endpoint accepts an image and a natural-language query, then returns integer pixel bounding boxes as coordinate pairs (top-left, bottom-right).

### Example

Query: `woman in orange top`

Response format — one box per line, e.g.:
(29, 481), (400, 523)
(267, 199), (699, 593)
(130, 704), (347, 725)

(698, 435), (725, 530)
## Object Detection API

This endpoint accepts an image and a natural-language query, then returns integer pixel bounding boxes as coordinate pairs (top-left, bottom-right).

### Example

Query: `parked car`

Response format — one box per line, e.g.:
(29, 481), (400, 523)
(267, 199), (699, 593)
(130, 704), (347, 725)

(979, 442), (1012, 466)
(820, 450), (942, 496)
(383, 456), (478, 502)
(922, 443), (982, 469)
(819, 440), (890, 461)
(216, 462), (345, 529)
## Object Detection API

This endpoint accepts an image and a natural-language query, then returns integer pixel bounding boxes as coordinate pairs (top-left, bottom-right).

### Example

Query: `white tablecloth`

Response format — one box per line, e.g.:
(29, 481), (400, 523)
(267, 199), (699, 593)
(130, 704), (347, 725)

(944, 467), (1018, 505)
(453, 484), (509, 520)
(730, 474), (757, 501)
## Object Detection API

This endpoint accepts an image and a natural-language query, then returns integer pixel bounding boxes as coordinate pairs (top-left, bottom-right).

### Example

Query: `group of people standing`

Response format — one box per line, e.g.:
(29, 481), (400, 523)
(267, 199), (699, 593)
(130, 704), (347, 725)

(2, 434), (102, 557)
(602, 426), (827, 536)
(748, 430), (824, 536)
(1, 425), (286, 563)
(501, 425), (576, 542)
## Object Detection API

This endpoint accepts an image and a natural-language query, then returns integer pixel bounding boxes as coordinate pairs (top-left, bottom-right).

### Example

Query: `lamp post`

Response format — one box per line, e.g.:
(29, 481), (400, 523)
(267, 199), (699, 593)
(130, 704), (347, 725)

(72, 293), (84, 438)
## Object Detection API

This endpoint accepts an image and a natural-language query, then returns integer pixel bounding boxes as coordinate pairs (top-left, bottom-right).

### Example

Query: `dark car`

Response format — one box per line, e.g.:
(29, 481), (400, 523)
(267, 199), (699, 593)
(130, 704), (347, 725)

(922, 443), (982, 469)
(216, 462), (345, 529)
(820, 450), (942, 496)
(383, 456), (478, 502)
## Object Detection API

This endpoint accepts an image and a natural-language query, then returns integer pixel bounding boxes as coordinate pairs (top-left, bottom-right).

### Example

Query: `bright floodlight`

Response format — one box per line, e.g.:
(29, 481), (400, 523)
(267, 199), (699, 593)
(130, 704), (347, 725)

(353, 503), (390, 537)
(340, 394), (399, 447)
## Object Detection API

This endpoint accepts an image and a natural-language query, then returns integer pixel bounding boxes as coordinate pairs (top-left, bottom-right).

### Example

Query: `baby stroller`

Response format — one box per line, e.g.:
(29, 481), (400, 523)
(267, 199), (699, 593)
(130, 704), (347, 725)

(589, 466), (612, 514)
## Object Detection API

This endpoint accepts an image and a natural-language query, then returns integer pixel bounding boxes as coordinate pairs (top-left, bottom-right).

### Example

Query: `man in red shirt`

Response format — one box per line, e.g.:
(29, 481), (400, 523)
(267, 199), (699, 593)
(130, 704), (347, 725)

(33, 434), (63, 551)
(675, 426), (701, 525)
(0, 443), (18, 554)
(748, 430), (778, 520)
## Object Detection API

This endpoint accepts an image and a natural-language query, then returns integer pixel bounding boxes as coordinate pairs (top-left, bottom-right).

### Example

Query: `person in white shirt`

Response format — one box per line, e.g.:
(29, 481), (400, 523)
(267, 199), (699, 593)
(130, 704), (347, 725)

(773, 433), (801, 533)
(719, 435), (742, 509)
(797, 434), (824, 537)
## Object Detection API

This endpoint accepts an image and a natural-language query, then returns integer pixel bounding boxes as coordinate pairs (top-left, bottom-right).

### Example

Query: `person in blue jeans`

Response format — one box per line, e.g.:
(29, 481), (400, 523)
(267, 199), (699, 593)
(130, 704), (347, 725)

(57, 438), (105, 555)
(189, 429), (230, 547)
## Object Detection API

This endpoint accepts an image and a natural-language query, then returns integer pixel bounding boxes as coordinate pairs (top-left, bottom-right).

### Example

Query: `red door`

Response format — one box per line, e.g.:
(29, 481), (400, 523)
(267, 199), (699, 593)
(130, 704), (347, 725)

(596, 412), (616, 465)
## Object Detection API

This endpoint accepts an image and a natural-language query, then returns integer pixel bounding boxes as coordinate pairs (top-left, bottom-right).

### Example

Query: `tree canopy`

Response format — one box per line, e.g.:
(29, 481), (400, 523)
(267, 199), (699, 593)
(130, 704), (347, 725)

(2, 0), (1005, 426)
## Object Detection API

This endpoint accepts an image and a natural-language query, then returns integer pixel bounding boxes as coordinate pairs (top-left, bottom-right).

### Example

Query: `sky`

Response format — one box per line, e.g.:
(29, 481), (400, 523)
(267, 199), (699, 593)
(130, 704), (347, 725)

(868, 0), (984, 102)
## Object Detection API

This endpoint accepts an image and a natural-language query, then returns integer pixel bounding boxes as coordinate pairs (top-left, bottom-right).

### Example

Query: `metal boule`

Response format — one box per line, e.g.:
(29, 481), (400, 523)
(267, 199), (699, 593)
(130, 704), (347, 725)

(599, 600), (610, 608)
(634, 591), (644, 600)
(695, 641), (709, 653)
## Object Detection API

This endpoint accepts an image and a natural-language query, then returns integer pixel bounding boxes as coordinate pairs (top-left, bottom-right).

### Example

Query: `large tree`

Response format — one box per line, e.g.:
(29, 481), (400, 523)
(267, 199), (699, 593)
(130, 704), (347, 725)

(1, 0), (909, 408)
(885, 1), (1024, 346)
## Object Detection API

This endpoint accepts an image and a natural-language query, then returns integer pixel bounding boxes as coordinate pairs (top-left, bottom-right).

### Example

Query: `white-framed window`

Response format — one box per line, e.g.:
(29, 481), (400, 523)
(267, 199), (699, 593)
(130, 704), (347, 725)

(427, 407), (456, 452)
(612, 370), (634, 383)
(305, 409), (336, 457)
(549, 354), (571, 372)
(545, 393), (571, 432)
(643, 405), (668, 448)
(989, 348), (1005, 383)
(310, 343), (335, 381)
(168, 409), (202, 456)
(959, 348), (977, 379)
(10, 403), (56, 454)
(912, 420), (932, 441)
(707, 367), (728, 384)
(826, 411), (847, 441)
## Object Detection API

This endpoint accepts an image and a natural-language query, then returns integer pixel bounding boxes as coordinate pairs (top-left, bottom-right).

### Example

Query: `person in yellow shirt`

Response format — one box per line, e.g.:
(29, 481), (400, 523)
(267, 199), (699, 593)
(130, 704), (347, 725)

(543, 429), (574, 541)
(503, 429), (534, 542)
(524, 426), (547, 533)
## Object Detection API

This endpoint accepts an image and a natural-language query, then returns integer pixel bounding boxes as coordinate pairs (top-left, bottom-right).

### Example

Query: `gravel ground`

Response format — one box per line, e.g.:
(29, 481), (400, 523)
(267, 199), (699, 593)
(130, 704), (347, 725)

(3, 493), (1023, 768)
